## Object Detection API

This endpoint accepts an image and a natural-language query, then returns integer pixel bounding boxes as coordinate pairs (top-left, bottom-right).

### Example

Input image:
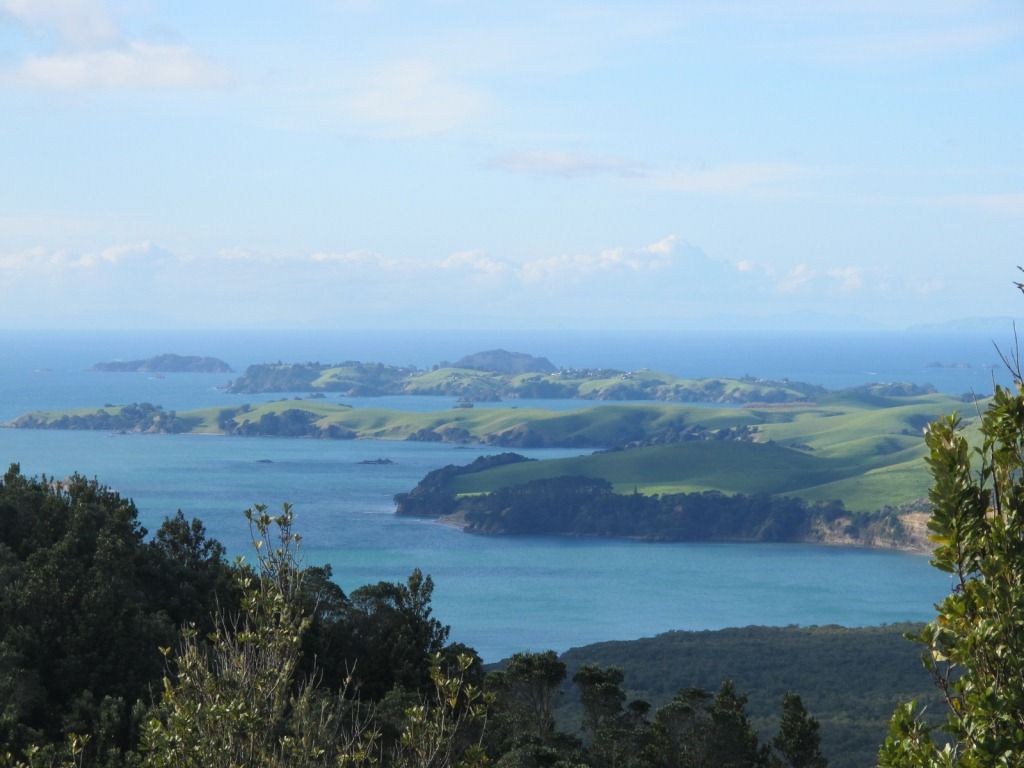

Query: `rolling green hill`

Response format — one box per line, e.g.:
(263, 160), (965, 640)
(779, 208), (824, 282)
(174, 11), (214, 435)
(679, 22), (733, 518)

(4, 401), (763, 447)
(440, 392), (973, 512)
(225, 358), (831, 403)
(7, 389), (977, 516)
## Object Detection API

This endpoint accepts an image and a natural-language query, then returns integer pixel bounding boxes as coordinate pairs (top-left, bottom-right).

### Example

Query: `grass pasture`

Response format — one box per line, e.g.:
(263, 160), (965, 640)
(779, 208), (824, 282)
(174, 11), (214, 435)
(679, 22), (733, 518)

(9, 389), (981, 512)
(443, 391), (979, 511)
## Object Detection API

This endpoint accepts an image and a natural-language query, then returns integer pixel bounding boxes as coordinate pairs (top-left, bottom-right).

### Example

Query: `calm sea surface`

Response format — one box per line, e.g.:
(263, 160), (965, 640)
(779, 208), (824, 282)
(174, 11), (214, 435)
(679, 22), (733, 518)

(0, 329), (991, 659)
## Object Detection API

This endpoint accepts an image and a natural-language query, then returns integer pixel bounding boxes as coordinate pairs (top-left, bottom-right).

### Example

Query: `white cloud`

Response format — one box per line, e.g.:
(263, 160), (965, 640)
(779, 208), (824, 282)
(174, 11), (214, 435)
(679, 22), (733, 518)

(440, 250), (508, 276)
(640, 235), (680, 256)
(309, 249), (393, 267)
(0, 248), (36, 270)
(45, 241), (172, 269)
(1, 1), (227, 90)
(2, 237), (946, 328)
(491, 150), (640, 179)
(767, 262), (892, 296)
(517, 236), (681, 283)
(827, 266), (863, 292)
(216, 248), (403, 270)
(345, 60), (485, 137)
(13, 41), (228, 89)
(0, 242), (182, 325)
(0, 0), (116, 46)
(92, 241), (171, 266)
(777, 264), (815, 293)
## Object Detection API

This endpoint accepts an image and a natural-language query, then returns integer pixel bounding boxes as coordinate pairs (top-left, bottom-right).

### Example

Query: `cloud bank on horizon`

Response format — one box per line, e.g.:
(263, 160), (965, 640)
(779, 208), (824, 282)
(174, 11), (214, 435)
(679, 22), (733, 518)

(0, 0), (1021, 329)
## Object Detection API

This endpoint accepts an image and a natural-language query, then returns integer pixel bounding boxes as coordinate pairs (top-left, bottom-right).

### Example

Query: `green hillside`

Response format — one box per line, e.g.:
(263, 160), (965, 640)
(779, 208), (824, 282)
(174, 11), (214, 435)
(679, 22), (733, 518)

(445, 392), (975, 511)
(225, 358), (832, 403)
(450, 441), (840, 496)
(8, 390), (978, 513)
(7, 401), (758, 447)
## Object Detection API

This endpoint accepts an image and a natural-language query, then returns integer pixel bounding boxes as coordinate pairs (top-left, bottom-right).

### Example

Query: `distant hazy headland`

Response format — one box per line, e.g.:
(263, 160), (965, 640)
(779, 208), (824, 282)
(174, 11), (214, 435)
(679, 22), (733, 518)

(91, 353), (233, 373)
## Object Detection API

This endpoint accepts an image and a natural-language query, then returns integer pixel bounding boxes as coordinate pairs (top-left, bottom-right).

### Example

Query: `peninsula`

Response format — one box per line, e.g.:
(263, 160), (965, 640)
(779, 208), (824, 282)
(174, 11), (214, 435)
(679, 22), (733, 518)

(392, 452), (932, 551)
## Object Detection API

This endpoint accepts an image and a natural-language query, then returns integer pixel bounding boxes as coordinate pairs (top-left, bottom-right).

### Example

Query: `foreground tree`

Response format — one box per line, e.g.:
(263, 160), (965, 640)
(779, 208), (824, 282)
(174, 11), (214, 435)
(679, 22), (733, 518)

(771, 693), (826, 768)
(490, 651), (565, 742)
(704, 681), (768, 768)
(0, 464), (234, 767)
(879, 385), (1024, 766)
(572, 665), (642, 768)
(142, 504), (489, 768)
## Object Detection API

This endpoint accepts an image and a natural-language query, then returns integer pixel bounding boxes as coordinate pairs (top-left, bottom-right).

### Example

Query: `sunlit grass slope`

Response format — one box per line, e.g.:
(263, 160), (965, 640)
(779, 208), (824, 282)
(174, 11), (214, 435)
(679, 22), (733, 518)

(10, 390), (983, 512)
(445, 392), (982, 511)
(186, 401), (752, 443)
(450, 441), (843, 496)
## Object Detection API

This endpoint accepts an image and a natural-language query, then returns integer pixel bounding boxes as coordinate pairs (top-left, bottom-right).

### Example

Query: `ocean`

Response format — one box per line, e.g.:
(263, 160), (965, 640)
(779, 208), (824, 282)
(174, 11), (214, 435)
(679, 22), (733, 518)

(0, 328), (993, 659)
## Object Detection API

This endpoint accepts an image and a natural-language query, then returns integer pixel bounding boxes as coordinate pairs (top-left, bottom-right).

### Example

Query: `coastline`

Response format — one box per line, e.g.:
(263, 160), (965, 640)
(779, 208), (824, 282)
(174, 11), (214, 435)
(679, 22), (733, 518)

(428, 511), (933, 555)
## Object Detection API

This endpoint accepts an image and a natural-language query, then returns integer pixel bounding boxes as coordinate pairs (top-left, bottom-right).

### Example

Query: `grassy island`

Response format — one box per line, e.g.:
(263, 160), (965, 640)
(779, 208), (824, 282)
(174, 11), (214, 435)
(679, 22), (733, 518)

(224, 357), (833, 403)
(7, 384), (980, 548)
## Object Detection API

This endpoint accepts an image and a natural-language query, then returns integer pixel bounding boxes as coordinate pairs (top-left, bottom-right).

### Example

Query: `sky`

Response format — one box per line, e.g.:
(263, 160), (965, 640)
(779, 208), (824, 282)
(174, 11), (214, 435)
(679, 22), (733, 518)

(0, 0), (1022, 331)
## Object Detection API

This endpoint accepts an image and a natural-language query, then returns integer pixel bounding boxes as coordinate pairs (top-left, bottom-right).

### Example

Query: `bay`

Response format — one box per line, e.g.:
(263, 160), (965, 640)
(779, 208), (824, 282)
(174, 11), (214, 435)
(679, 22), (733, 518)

(0, 329), (968, 660)
(0, 427), (949, 660)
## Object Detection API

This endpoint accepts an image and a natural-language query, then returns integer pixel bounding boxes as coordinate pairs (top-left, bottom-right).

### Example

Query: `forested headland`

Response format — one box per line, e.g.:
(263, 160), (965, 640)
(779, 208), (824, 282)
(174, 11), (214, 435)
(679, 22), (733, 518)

(394, 454), (926, 550)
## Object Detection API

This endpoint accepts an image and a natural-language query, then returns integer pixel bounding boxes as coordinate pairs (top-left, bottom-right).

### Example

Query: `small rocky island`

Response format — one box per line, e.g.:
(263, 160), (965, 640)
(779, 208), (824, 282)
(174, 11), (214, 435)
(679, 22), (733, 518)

(91, 353), (233, 374)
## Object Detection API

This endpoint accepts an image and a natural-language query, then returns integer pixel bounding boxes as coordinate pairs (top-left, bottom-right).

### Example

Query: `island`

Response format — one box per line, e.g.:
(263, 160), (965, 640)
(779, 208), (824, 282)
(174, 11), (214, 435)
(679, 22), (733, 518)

(91, 353), (233, 373)
(9, 402), (201, 433)
(222, 350), (843, 403)
(449, 348), (556, 374)
(6, 381), (949, 451)
(5, 384), (970, 547)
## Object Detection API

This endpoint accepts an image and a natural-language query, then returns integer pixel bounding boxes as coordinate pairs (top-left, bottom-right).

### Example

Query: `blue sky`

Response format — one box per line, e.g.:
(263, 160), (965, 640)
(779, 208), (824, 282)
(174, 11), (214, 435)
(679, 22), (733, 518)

(0, 0), (1022, 330)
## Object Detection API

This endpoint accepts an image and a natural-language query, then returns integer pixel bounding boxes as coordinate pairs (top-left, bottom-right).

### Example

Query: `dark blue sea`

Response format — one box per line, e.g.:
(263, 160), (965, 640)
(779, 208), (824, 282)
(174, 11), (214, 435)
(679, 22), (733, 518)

(0, 328), (991, 659)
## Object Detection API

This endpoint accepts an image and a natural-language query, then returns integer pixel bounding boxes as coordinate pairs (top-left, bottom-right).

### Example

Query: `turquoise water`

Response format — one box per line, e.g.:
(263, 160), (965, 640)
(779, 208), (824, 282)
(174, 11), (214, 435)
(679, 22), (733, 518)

(0, 330), (965, 659)
(0, 427), (949, 660)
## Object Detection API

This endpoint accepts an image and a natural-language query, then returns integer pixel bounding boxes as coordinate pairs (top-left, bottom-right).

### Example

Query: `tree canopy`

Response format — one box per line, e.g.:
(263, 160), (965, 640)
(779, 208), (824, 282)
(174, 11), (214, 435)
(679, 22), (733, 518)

(879, 384), (1024, 766)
